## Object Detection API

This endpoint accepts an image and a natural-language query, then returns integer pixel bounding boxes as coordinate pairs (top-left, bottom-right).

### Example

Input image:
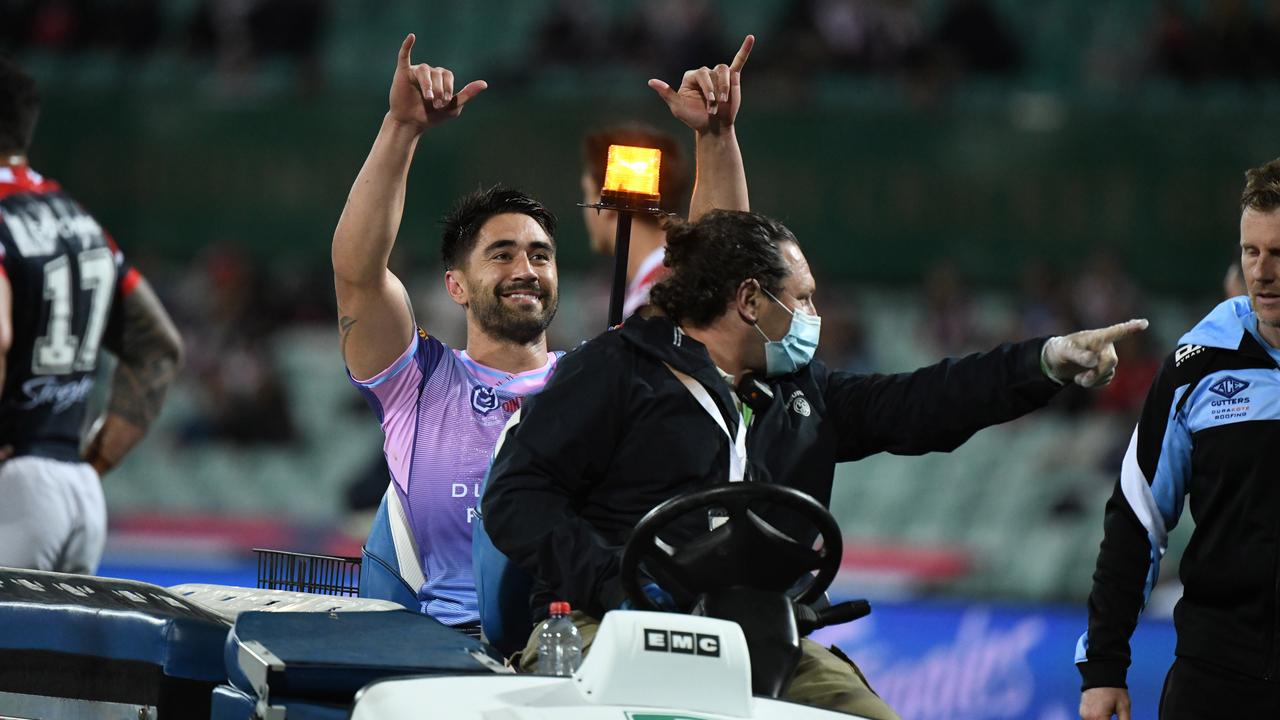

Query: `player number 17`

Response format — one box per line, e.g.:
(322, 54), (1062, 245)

(33, 246), (116, 375)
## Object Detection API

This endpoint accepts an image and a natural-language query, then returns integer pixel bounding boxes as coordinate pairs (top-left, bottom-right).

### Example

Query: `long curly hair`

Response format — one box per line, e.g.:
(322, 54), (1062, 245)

(650, 210), (798, 327)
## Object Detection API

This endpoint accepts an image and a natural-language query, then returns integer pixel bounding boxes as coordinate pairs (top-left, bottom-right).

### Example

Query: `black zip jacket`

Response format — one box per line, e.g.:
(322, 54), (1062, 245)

(483, 314), (1060, 621)
(1078, 297), (1280, 688)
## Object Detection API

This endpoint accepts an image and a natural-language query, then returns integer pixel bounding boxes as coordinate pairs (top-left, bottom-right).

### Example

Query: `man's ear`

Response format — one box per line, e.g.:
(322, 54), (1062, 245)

(735, 278), (761, 324)
(444, 270), (469, 307)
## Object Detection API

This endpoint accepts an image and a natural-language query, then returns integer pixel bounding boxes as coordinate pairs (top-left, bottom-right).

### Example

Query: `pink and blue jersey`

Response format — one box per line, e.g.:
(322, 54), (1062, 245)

(350, 328), (560, 625)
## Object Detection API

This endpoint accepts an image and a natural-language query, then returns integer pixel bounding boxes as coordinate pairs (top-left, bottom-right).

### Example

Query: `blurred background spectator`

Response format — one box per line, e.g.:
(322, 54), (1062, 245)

(173, 246), (300, 447)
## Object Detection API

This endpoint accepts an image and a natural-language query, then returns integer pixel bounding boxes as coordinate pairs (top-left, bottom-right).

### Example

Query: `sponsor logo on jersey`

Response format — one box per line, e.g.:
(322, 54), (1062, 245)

(1209, 376), (1250, 399)
(13, 375), (93, 413)
(643, 628), (720, 657)
(471, 385), (498, 414)
(1206, 375), (1252, 422)
(1175, 344), (1205, 367)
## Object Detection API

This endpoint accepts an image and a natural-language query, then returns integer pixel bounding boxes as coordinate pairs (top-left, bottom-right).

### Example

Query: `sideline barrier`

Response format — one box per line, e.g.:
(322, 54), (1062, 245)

(813, 597), (1175, 720)
(0, 568), (230, 718)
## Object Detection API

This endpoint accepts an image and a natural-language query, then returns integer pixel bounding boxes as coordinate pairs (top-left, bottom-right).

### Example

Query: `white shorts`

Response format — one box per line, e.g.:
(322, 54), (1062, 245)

(0, 456), (106, 574)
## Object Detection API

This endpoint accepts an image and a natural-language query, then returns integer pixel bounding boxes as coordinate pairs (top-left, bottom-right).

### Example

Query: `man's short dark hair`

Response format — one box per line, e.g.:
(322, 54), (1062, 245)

(650, 210), (798, 327)
(1242, 158), (1280, 213)
(0, 57), (40, 155)
(582, 124), (690, 219)
(440, 185), (557, 269)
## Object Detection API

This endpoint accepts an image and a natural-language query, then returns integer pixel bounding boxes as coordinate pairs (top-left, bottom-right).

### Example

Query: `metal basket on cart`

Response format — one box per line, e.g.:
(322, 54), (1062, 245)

(254, 548), (362, 596)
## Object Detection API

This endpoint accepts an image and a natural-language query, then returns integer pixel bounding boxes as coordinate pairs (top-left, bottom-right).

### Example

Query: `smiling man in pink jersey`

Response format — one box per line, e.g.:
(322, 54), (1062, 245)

(333, 34), (755, 632)
(331, 35), (562, 631)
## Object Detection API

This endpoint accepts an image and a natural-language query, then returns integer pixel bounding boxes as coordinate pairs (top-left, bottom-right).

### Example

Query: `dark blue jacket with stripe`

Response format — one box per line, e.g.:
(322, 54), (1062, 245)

(1077, 297), (1280, 688)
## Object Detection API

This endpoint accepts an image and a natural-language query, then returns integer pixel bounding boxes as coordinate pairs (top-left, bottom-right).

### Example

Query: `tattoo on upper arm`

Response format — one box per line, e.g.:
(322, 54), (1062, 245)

(340, 314), (358, 360)
(109, 281), (183, 429)
(336, 284), (415, 363)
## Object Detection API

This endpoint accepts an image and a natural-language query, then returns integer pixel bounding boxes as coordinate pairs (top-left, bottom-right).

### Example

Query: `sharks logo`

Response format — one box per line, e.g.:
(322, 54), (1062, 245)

(1209, 376), (1250, 399)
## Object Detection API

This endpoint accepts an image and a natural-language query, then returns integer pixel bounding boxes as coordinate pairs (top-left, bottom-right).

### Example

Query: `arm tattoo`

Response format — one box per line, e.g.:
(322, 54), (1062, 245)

(337, 284), (416, 362)
(108, 281), (184, 429)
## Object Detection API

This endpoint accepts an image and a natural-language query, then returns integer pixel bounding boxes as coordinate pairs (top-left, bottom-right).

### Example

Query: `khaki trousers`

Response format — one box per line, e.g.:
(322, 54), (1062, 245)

(519, 611), (901, 720)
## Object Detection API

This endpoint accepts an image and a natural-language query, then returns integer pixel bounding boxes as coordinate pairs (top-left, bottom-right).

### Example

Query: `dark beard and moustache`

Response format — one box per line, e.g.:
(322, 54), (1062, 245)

(472, 281), (559, 345)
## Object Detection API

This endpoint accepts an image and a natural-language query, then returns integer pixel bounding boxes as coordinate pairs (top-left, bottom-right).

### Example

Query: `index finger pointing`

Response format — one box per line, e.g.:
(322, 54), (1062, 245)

(1094, 318), (1150, 344)
(730, 34), (755, 73)
(399, 33), (415, 68)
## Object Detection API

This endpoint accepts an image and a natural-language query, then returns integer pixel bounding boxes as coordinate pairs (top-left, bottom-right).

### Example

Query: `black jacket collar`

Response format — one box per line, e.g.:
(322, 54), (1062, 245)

(619, 315), (743, 433)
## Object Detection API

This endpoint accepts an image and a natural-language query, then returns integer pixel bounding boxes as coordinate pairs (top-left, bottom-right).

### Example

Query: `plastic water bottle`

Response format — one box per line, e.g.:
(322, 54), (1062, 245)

(535, 601), (582, 676)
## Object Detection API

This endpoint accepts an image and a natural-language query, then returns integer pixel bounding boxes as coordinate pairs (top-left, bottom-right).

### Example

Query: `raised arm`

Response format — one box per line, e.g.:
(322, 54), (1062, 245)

(85, 277), (183, 475)
(332, 34), (487, 379)
(649, 35), (754, 220)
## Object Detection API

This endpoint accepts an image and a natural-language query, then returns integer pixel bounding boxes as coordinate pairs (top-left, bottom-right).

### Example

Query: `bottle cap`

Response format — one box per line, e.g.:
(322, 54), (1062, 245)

(549, 601), (571, 616)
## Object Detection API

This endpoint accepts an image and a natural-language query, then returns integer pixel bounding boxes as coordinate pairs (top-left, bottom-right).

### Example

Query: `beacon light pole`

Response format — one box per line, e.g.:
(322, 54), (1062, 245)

(581, 144), (664, 328)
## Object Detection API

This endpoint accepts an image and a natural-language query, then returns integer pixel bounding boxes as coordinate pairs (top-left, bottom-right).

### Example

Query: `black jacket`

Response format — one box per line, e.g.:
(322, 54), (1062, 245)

(483, 314), (1060, 620)
(1078, 298), (1280, 688)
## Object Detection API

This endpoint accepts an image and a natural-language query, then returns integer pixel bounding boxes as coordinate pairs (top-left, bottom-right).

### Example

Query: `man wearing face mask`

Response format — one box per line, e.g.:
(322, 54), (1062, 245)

(484, 209), (1146, 718)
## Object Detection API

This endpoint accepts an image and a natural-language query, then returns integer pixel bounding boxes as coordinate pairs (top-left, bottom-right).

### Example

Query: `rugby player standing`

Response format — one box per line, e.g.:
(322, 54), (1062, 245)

(0, 58), (184, 573)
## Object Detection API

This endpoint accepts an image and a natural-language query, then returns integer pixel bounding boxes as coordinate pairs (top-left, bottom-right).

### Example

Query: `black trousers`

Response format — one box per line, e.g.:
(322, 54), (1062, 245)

(1160, 657), (1280, 720)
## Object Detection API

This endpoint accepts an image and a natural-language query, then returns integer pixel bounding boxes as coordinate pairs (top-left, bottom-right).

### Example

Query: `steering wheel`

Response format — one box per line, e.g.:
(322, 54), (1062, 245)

(619, 483), (842, 610)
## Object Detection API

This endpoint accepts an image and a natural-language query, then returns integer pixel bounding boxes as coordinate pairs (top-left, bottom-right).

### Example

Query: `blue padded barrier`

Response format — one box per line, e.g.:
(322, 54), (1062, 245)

(0, 568), (230, 715)
(211, 684), (350, 720)
(210, 684), (255, 719)
(225, 609), (502, 704)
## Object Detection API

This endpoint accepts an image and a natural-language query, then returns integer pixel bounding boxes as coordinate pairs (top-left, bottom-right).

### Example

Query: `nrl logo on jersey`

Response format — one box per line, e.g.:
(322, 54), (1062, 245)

(471, 385), (499, 415)
(1175, 344), (1205, 367)
(1209, 376), (1250, 399)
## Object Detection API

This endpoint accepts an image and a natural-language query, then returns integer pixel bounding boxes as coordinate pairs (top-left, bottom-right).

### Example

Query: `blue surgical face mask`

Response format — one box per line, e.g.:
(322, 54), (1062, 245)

(754, 288), (821, 377)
